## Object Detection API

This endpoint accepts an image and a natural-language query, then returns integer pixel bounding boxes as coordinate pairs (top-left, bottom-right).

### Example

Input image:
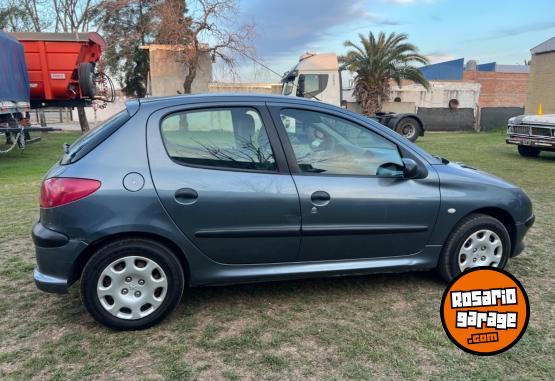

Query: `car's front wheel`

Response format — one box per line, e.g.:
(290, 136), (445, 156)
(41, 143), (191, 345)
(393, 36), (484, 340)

(437, 214), (511, 281)
(81, 239), (185, 330)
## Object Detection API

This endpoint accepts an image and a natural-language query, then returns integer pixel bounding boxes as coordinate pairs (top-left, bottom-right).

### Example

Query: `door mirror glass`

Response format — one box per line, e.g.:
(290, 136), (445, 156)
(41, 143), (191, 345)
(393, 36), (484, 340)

(376, 162), (404, 177)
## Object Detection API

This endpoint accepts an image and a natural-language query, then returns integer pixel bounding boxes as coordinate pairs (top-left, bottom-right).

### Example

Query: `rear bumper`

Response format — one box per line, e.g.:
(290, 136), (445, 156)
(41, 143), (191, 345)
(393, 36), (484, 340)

(32, 222), (88, 294)
(512, 214), (535, 257)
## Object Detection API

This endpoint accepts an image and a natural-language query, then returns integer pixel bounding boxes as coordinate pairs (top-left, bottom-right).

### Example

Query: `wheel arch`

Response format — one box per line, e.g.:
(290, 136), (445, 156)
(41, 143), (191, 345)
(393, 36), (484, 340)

(459, 207), (517, 254)
(70, 232), (191, 286)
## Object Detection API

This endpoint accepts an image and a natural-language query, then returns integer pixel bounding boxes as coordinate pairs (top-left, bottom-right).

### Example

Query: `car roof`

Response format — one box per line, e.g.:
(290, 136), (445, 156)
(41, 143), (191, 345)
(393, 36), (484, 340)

(138, 93), (332, 107)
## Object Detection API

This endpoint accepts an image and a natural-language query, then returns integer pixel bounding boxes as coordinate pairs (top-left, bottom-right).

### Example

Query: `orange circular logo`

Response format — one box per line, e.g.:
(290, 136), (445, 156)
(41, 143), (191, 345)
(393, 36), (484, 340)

(440, 268), (529, 355)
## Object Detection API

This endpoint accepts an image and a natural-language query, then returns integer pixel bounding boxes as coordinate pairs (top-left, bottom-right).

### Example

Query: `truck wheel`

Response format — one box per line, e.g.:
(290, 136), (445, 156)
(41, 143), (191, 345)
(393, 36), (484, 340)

(517, 145), (540, 157)
(395, 117), (422, 142)
(78, 62), (97, 98)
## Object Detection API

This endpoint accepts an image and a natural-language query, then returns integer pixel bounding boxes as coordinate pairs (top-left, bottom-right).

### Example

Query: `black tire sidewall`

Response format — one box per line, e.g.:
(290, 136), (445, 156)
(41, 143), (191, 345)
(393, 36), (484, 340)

(81, 239), (184, 330)
(396, 119), (421, 142)
(78, 62), (96, 98)
(517, 145), (540, 157)
(441, 215), (511, 281)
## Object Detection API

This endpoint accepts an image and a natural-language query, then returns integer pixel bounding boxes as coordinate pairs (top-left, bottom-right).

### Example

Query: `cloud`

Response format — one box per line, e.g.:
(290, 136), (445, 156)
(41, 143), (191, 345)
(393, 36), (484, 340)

(470, 21), (555, 41)
(379, 0), (437, 4)
(424, 52), (457, 64)
(241, 0), (398, 58)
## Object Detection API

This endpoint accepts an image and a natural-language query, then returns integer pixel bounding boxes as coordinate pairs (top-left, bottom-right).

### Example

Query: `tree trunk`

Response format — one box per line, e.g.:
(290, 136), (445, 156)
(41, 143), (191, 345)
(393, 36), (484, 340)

(368, 86), (383, 115)
(77, 107), (90, 133)
(183, 64), (196, 94)
(179, 114), (189, 131)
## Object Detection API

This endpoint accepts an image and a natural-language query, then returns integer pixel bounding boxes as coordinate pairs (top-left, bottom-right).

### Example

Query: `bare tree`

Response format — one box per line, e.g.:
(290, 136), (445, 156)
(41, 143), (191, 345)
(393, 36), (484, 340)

(53, 0), (96, 32)
(1, 0), (45, 30)
(155, 0), (254, 94)
(1, 0), (96, 33)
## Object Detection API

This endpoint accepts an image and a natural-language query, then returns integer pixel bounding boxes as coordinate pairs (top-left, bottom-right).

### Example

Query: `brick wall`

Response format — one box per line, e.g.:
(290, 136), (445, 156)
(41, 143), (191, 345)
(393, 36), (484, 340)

(463, 71), (528, 108)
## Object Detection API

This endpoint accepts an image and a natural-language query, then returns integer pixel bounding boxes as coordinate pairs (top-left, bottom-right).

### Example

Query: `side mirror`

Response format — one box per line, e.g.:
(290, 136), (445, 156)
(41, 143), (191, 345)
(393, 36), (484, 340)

(402, 158), (421, 179)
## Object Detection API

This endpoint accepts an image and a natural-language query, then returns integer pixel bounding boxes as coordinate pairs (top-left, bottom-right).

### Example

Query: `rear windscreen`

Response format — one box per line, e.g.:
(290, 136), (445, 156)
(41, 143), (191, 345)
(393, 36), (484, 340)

(60, 110), (130, 165)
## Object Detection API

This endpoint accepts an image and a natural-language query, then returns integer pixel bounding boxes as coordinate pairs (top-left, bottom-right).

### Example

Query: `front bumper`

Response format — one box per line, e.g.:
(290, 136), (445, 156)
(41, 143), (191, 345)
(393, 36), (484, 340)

(32, 222), (88, 293)
(512, 214), (535, 257)
(506, 136), (555, 150)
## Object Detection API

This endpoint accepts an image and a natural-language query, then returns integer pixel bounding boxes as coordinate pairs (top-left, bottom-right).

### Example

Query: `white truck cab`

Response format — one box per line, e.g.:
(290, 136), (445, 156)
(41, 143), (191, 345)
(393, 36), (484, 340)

(281, 52), (342, 106)
(281, 52), (425, 142)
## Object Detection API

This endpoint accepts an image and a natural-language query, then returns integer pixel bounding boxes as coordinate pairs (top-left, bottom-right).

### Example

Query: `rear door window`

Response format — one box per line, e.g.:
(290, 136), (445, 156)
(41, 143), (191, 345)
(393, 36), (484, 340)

(160, 107), (276, 171)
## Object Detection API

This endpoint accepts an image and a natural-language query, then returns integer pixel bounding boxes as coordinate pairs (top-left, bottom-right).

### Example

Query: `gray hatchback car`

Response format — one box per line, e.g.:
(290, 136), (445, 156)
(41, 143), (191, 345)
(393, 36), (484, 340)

(33, 94), (534, 330)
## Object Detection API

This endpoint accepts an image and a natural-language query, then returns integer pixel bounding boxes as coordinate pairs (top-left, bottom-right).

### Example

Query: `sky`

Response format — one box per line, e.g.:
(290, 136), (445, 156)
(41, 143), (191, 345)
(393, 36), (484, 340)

(215, 0), (555, 82)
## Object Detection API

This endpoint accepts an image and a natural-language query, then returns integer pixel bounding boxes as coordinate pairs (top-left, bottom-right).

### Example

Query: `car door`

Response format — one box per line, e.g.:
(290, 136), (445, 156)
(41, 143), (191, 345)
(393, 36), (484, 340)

(268, 104), (440, 261)
(147, 102), (301, 264)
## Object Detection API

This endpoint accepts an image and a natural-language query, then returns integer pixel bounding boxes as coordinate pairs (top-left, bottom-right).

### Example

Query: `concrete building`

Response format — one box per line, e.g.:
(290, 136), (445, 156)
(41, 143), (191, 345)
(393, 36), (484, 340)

(142, 44), (212, 96)
(388, 81), (480, 109)
(526, 36), (555, 114)
(343, 81), (481, 131)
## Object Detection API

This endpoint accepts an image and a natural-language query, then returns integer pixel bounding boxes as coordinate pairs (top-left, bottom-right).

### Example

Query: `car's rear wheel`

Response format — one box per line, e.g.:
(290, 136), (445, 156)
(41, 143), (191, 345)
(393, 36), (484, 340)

(517, 145), (541, 157)
(81, 239), (184, 330)
(437, 214), (511, 281)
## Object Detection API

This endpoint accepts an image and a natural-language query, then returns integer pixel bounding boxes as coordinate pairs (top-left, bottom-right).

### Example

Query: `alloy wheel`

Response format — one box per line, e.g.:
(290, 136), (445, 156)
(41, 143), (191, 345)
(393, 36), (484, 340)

(96, 256), (168, 320)
(458, 229), (503, 271)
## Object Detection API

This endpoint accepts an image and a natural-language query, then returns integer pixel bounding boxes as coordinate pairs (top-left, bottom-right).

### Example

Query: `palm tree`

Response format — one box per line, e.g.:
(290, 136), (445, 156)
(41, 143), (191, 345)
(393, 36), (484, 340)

(340, 32), (430, 116)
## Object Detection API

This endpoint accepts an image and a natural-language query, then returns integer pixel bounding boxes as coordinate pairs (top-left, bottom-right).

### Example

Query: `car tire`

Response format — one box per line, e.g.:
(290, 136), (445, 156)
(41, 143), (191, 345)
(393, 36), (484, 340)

(81, 238), (185, 330)
(395, 117), (422, 142)
(517, 145), (541, 157)
(437, 214), (511, 282)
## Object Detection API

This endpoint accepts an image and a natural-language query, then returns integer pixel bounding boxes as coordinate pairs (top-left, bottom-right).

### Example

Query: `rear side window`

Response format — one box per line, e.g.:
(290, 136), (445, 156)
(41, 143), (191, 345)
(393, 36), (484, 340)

(60, 110), (130, 164)
(160, 107), (276, 171)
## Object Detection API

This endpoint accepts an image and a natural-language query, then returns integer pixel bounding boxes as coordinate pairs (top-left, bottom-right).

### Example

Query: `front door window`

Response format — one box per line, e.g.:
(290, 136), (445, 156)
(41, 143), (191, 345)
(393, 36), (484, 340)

(280, 108), (404, 176)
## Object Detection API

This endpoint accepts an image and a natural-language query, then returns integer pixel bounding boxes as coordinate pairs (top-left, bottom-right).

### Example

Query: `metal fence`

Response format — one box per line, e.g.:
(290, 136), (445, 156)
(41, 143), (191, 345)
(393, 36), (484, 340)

(29, 108), (73, 126)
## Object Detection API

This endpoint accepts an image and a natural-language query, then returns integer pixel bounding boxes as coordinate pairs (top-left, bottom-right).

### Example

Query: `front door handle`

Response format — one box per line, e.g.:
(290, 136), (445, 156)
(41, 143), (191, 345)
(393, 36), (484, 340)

(311, 191), (331, 206)
(175, 188), (198, 204)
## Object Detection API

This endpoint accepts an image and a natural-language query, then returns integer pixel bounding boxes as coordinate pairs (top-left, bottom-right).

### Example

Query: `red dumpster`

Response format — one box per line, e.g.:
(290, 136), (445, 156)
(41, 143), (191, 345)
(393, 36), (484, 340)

(10, 32), (106, 108)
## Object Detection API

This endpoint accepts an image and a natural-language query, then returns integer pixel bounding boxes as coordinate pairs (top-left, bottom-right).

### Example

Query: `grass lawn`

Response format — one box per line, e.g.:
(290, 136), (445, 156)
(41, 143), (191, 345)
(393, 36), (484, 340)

(0, 130), (553, 380)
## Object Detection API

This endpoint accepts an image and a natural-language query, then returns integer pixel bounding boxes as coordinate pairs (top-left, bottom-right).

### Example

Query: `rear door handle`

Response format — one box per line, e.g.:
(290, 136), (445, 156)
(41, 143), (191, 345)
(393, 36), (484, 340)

(175, 188), (198, 204)
(311, 191), (331, 206)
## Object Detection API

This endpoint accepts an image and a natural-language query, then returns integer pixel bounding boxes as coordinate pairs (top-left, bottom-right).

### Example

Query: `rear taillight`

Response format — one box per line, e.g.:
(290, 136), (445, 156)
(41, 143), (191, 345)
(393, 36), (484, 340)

(40, 178), (101, 208)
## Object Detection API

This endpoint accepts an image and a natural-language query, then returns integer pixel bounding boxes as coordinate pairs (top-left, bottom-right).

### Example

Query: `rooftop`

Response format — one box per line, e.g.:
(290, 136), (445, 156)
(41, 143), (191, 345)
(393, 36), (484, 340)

(531, 36), (555, 54)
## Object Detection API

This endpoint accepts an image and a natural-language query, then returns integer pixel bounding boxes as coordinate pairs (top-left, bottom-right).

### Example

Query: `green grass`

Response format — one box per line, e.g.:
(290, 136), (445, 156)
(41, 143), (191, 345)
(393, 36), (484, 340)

(0, 130), (554, 380)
